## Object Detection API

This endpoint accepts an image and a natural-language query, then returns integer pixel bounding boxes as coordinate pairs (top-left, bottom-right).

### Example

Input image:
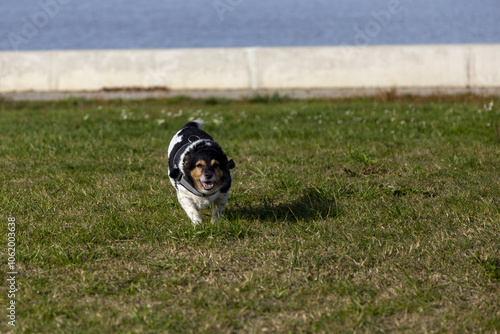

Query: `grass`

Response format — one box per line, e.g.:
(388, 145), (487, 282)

(0, 94), (499, 333)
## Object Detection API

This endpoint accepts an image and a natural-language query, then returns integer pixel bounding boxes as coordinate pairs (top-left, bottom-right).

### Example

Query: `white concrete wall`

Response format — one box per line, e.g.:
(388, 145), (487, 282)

(0, 44), (499, 93)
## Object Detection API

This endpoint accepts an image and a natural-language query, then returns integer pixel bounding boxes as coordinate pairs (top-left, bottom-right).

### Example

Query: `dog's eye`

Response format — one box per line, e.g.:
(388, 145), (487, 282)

(212, 163), (220, 168)
(196, 163), (204, 168)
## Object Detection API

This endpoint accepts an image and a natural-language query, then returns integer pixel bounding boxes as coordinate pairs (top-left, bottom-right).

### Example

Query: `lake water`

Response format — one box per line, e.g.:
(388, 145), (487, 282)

(0, 0), (499, 51)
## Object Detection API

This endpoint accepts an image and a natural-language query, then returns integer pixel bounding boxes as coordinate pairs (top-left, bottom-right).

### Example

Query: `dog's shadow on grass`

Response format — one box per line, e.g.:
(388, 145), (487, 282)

(226, 187), (342, 223)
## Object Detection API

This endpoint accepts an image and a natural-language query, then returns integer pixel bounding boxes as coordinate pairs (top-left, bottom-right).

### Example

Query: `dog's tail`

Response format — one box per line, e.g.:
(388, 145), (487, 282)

(183, 120), (204, 129)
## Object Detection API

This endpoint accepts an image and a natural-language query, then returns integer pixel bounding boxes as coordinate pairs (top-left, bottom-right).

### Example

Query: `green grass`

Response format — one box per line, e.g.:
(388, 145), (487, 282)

(0, 95), (499, 333)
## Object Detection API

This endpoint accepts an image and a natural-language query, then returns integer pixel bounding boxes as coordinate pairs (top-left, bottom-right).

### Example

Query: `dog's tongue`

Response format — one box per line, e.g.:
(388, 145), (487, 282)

(201, 181), (214, 190)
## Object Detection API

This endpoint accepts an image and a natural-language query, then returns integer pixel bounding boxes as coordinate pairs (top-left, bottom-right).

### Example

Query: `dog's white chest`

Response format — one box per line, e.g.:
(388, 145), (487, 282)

(177, 186), (215, 210)
(191, 193), (213, 210)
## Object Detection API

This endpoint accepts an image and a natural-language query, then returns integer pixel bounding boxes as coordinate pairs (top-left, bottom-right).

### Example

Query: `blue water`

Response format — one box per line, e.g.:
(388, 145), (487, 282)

(1, 0), (499, 51)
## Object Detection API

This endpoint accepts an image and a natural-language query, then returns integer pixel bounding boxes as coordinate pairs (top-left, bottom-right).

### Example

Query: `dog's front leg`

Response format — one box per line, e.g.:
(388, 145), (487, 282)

(211, 194), (229, 223)
(178, 196), (202, 225)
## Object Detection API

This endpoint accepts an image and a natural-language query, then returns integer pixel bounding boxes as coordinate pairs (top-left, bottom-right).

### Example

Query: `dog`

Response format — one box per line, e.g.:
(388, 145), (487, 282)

(168, 121), (235, 224)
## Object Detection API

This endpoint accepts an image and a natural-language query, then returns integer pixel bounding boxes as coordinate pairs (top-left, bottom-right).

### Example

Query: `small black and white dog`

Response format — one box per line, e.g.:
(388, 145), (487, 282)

(168, 121), (235, 224)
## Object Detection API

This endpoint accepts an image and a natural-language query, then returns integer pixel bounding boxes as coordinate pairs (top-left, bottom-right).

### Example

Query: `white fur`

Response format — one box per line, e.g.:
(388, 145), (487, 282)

(168, 132), (183, 157)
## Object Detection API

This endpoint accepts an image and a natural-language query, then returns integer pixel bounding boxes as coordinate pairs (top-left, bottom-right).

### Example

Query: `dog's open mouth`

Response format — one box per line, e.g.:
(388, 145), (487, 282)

(200, 181), (214, 190)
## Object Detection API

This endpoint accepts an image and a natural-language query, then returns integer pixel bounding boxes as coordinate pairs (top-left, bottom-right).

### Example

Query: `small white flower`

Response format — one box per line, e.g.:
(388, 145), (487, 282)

(97, 106), (102, 110)
(156, 119), (165, 126)
(83, 114), (89, 121)
(144, 114), (150, 119)
(478, 101), (494, 112)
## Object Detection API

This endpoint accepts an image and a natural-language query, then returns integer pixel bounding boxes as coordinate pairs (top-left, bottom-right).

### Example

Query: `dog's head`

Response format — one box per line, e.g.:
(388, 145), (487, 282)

(184, 148), (234, 195)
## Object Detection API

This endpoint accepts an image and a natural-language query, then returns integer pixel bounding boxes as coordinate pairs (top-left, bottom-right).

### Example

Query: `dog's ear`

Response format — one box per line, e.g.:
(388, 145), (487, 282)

(220, 170), (232, 193)
(169, 168), (181, 180)
(220, 159), (234, 194)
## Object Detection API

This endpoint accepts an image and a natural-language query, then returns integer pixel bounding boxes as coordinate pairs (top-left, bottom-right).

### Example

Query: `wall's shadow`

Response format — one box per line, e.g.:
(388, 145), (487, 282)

(226, 187), (342, 222)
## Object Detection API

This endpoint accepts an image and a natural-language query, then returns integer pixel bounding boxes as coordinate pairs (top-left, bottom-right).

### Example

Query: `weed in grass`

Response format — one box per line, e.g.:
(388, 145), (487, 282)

(202, 96), (232, 106)
(475, 252), (500, 281)
(248, 92), (291, 104)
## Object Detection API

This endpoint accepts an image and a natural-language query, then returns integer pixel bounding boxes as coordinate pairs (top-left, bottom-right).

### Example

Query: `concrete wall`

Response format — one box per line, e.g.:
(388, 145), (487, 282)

(0, 44), (499, 93)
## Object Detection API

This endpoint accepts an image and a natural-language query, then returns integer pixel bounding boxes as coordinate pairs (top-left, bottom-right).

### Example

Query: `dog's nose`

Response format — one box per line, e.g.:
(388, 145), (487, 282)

(204, 171), (213, 178)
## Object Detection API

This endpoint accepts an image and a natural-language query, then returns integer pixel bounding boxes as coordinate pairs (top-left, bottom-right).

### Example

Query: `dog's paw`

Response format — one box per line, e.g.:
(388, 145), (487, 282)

(188, 211), (203, 225)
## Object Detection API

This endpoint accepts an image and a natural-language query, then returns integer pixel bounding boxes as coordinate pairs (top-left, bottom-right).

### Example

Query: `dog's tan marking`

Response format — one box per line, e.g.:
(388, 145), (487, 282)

(190, 159), (206, 191)
(211, 159), (224, 187)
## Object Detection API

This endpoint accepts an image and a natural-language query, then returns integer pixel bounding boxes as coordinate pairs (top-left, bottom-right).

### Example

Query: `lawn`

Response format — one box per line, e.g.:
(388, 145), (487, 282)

(0, 94), (499, 333)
